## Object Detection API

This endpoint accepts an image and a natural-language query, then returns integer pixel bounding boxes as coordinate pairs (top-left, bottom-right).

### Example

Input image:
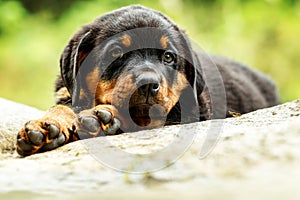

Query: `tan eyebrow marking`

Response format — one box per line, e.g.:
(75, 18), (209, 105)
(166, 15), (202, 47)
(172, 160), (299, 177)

(121, 34), (131, 47)
(160, 35), (168, 49)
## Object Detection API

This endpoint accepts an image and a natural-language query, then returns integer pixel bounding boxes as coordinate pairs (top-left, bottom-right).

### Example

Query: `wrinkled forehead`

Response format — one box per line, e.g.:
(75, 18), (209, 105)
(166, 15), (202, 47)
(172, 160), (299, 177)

(97, 27), (179, 52)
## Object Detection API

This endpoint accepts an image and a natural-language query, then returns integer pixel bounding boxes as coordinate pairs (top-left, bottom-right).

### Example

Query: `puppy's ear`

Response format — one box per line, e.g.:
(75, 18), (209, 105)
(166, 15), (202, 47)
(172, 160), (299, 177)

(60, 27), (97, 110)
(167, 29), (203, 123)
(59, 28), (96, 95)
(178, 29), (205, 92)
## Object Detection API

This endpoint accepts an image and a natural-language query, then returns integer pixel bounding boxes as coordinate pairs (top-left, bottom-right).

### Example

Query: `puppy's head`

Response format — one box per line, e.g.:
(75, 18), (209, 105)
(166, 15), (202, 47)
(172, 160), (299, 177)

(60, 5), (202, 128)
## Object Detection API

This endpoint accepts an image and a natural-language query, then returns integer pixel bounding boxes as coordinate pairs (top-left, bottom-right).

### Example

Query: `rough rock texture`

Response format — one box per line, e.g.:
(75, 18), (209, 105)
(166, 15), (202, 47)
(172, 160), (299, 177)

(0, 97), (300, 200)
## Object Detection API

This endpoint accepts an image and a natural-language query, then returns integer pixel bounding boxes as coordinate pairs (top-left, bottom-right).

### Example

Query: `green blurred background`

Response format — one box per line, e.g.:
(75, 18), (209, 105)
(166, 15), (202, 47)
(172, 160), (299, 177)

(0, 0), (299, 110)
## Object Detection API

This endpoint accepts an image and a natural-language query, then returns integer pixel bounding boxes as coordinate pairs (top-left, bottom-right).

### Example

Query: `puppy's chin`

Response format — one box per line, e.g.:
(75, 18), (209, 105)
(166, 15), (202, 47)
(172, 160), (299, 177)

(129, 104), (167, 128)
(131, 117), (165, 128)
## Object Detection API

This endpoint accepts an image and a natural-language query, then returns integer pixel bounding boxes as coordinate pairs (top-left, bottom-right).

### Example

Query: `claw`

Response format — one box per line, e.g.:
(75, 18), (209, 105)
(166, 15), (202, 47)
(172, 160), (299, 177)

(96, 109), (112, 124)
(41, 134), (65, 151)
(104, 118), (121, 135)
(28, 130), (44, 146)
(80, 116), (100, 132)
(17, 138), (34, 151)
(46, 124), (60, 139)
(77, 130), (92, 139)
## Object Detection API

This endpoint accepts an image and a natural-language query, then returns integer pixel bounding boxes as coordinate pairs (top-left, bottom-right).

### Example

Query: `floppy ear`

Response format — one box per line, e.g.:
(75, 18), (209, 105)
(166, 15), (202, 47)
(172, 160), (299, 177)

(59, 27), (97, 110)
(178, 29), (205, 92)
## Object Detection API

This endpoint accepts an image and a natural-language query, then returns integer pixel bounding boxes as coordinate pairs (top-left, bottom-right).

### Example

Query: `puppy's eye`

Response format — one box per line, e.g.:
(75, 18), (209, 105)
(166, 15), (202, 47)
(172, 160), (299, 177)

(162, 51), (176, 65)
(109, 46), (123, 58)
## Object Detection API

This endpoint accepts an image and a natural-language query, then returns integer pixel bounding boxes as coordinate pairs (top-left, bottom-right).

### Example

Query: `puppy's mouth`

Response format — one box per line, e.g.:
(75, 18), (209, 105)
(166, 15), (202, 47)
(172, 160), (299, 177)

(128, 103), (167, 127)
(129, 104), (167, 118)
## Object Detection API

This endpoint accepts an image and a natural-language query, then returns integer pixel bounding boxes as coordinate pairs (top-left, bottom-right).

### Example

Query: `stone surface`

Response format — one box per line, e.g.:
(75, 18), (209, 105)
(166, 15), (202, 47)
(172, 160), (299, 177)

(0, 97), (300, 200)
(0, 98), (44, 153)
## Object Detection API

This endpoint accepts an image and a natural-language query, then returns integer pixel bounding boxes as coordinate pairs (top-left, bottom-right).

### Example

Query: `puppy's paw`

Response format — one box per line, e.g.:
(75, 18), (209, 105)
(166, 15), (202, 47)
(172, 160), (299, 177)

(17, 120), (70, 156)
(76, 105), (122, 139)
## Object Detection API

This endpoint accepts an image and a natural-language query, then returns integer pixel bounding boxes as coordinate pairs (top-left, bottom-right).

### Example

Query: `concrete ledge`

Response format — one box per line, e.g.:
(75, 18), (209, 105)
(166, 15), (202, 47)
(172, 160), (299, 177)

(0, 98), (44, 153)
(0, 98), (300, 199)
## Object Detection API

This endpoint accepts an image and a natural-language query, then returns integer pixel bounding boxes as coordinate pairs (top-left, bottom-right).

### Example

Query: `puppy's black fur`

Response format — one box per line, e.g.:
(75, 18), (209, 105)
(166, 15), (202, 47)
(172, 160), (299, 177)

(57, 5), (279, 121)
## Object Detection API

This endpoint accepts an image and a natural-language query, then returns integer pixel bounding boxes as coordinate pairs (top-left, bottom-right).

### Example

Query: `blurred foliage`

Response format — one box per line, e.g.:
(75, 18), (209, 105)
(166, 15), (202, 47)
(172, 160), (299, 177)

(0, 0), (299, 110)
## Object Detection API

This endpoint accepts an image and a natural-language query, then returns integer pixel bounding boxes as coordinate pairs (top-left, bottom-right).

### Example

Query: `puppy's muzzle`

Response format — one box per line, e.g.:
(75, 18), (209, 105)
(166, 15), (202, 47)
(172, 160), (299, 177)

(135, 72), (161, 97)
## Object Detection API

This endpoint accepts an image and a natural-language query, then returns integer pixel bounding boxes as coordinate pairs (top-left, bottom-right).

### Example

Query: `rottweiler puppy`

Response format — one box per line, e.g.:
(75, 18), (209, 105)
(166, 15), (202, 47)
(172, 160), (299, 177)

(16, 5), (279, 156)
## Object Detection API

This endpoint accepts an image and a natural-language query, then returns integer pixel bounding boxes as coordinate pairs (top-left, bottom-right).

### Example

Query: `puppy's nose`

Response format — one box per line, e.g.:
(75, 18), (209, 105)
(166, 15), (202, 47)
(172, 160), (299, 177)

(139, 82), (160, 96)
(136, 74), (161, 96)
